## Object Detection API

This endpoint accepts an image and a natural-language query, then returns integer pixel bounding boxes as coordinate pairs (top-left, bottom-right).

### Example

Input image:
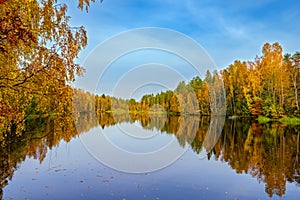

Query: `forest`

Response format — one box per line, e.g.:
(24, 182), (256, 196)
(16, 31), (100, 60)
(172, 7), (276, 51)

(1, 0), (300, 148)
(1, 1), (300, 199)
(75, 42), (300, 120)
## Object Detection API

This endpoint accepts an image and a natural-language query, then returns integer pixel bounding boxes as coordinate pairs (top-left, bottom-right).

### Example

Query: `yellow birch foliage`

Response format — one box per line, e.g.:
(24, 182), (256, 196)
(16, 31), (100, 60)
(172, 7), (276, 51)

(0, 0), (99, 145)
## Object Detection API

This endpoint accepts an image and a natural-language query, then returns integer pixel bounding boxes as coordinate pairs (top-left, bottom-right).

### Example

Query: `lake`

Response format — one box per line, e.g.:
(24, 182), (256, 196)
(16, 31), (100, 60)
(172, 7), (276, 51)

(1, 113), (300, 199)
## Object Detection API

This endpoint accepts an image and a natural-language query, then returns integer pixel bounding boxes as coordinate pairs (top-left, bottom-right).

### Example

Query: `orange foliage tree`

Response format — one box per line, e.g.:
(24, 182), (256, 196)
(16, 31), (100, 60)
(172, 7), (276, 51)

(0, 0), (101, 145)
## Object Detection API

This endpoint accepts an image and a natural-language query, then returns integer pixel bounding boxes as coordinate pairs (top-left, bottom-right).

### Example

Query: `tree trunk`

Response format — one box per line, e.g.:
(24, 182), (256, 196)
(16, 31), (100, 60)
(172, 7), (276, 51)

(292, 75), (299, 110)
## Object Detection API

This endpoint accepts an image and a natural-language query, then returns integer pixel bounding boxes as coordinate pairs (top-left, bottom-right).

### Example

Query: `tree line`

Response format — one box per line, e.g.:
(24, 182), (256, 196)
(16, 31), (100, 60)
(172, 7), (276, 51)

(1, 0), (299, 147)
(222, 42), (300, 118)
(76, 42), (299, 119)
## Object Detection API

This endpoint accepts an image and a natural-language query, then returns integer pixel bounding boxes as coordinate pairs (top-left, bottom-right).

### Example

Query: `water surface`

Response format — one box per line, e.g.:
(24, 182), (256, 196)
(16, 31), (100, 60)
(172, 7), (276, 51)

(1, 114), (300, 199)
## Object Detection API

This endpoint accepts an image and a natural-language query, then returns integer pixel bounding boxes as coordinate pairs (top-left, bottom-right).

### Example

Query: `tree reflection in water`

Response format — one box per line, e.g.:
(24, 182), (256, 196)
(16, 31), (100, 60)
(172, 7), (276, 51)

(0, 112), (299, 198)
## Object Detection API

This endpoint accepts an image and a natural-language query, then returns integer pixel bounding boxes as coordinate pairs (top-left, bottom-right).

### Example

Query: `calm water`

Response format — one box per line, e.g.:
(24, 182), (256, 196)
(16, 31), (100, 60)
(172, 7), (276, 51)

(1, 113), (300, 199)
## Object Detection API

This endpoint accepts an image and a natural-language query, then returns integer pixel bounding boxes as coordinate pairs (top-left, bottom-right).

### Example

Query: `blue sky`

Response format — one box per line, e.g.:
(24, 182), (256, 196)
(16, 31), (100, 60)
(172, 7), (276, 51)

(67, 0), (300, 66)
(66, 0), (300, 96)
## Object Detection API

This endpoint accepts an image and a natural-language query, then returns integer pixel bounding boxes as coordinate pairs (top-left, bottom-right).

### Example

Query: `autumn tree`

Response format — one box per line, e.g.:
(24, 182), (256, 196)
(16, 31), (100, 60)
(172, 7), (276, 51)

(222, 60), (249, 115)
(219, 42), (299, 117)
(284, 52), (300, 116)
(259, 42), (286, 117)
(0, 0), (101, 145)
(188, 76), (209, 115)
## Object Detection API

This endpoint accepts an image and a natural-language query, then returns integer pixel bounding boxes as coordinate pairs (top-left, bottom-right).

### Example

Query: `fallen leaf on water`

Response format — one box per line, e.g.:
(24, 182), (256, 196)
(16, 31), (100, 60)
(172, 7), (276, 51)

(54, 169), (67, 172)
